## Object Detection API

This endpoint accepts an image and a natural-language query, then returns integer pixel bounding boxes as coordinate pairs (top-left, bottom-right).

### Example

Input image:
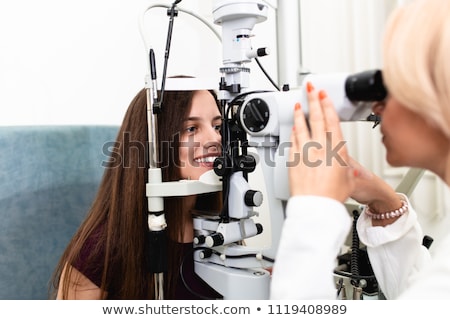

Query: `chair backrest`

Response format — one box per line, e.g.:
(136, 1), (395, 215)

(0, 125), (119, 299)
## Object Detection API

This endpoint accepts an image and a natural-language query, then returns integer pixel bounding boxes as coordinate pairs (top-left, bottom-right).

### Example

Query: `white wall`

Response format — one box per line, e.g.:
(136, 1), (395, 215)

(0, 0), (145, 125)
(0, 0), (277, 126)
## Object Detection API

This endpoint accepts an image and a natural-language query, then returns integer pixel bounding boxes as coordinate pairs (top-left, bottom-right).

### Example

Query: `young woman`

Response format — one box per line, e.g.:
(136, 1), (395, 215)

(51, 86), (224, 299)
(271, 0), (450, 299)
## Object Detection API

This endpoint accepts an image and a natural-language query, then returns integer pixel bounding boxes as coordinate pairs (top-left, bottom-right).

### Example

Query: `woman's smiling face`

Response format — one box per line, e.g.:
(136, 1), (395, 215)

(178, 90), (222, 180)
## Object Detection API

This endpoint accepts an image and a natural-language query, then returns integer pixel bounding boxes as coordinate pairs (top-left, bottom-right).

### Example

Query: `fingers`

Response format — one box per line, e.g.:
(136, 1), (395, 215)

(318, 90), (344, 142)
(306, 81), (349, 158)
(305, 82), (325, 141)
(289, 102), (308, 164)
(292, 81), (348, 157)
(306, 82), (344, 141)
(288, 82), (356, 202)
(293, 102), (309, 142)
(347, 156), (374, 180)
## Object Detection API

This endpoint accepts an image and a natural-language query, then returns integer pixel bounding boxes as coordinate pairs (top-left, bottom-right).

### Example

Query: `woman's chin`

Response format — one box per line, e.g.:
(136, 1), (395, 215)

(385, 152), (403, 168)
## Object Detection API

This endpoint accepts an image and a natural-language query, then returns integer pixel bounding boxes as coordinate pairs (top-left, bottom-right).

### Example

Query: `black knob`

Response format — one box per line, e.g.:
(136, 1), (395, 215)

(236, 155), (256, 173)
(255, 223), (263, 235)
(245, 190), (263, 207)
(194, 235), (205, 245)
(422, 235), (434, 249)
(240, 98), (270, 133)
(199, 248), (213, 259)
(205, 233), (224, 247)
(213, 156), (230, 176)
(257, 47), (270, 57)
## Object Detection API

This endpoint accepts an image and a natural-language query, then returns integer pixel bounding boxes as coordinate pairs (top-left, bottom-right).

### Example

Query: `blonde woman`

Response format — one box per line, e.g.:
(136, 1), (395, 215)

(272, 0), (450, 299)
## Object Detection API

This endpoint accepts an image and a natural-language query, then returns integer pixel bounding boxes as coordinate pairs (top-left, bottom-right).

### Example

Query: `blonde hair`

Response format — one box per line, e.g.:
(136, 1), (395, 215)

(382, 0), (450, 137)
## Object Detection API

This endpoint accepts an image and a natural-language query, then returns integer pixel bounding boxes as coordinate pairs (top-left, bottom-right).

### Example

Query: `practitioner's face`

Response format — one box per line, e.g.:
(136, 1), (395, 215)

(373, 96), (448, 175)
(179, 90), (222, 180)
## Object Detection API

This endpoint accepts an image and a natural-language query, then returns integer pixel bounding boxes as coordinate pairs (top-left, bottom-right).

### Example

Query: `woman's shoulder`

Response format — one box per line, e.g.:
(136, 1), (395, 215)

(72, 224), (106, 288)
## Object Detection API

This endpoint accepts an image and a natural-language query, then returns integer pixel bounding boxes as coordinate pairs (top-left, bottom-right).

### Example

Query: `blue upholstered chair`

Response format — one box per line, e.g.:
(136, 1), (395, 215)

(0, 125), (119, 299)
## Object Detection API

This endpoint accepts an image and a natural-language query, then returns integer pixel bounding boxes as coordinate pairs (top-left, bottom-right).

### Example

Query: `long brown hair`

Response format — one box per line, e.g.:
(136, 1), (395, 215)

(50, 86), (222, 299)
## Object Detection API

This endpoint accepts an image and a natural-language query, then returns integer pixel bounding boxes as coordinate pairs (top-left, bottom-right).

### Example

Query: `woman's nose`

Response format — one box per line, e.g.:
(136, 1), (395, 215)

(203, 127), (221, 150)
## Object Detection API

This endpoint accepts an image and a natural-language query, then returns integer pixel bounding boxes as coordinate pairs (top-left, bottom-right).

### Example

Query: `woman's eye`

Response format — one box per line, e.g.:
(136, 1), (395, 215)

(214, 124), (222, 131)
(186, 126), (196, 133)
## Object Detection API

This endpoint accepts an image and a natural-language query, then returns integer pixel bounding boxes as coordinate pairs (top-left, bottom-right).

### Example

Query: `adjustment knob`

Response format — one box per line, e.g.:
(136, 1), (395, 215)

(205, 233), (225, 247)
(199, 248), (213, 259)
(236, 155), (256, 173)
(244, 190), (263, 207)
(240, 98), (270, 133)
(255, 223), (263, 235)
(213, 156), (230, 176)
(193, 235), (205, 245)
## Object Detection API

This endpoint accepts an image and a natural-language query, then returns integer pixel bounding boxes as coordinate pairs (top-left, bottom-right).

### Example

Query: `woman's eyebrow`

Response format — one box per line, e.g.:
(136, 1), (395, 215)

(183, 116), (200, 123)
(184, 115), (222, 122)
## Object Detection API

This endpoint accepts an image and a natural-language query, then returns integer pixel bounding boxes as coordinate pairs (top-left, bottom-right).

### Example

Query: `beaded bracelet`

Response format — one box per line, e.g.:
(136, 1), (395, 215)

(365, 200), (408, 220)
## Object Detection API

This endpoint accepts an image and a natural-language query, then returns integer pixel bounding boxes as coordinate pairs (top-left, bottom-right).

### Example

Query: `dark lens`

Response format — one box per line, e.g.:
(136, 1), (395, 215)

(345, 69), (387, 102)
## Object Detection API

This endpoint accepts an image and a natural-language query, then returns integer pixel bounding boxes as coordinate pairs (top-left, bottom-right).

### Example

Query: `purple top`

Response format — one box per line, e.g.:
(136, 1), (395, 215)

(73, 231), (221, 299)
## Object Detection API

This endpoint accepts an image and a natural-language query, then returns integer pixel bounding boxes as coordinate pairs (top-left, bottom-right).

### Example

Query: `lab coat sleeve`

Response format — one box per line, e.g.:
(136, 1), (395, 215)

(356, 194), (431, 299)
(270, 195), (352, 299)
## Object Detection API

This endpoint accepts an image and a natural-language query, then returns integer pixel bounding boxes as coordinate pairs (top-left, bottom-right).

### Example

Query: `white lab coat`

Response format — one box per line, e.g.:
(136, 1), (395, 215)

(270, 195), (450, 299)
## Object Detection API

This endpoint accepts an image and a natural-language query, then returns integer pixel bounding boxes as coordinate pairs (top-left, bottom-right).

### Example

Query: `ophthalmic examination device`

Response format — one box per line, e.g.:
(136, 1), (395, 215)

(140, 0), (419, 300)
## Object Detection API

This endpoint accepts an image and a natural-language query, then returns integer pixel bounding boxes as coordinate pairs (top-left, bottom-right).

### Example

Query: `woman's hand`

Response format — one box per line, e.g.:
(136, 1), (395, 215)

(347, 156), (403, 223)
(289, 82), (355, 203)
(346, 156), (378, 205)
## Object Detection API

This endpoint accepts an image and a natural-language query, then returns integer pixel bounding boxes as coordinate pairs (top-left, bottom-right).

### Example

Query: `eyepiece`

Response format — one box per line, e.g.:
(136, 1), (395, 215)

(345, 69), (387, 102)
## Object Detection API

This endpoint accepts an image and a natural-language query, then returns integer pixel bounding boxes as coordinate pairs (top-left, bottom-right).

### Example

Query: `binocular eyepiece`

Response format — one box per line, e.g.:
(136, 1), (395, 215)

(345, 69), (387, 102)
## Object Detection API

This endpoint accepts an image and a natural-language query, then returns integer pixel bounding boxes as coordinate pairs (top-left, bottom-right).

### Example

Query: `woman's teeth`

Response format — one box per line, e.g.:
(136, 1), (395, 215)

(195, 156), (216, 163)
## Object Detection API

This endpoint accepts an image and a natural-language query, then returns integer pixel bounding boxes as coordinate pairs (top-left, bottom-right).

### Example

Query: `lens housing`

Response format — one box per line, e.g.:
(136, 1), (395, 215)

(345, 69), (387, 102)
